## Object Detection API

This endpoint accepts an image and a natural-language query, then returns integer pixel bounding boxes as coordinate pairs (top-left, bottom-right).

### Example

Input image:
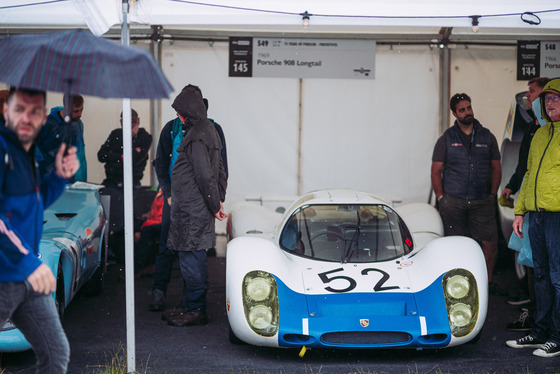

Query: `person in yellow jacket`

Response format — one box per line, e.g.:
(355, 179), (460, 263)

(506, 78), (560, 358)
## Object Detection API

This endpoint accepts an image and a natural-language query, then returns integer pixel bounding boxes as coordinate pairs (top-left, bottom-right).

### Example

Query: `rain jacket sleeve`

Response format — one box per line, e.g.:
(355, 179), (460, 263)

(40, 170), (68, 209)
(0, 218), (42, 280)
(97, 129), (122, 165)
(155, 121), (174, 200)
(188, 140), (222, 214)
(0, 150), (42, 280)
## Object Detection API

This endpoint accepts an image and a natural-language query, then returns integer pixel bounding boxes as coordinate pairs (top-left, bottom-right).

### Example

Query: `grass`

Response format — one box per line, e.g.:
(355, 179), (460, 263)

(85, 357), (546, 374)
(84, 344), (155, 374)
(69, 346), (547, 374)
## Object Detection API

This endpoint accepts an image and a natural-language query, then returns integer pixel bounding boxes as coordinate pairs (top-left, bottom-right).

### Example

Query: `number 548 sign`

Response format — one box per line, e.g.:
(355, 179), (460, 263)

(517, 41), (560, 81)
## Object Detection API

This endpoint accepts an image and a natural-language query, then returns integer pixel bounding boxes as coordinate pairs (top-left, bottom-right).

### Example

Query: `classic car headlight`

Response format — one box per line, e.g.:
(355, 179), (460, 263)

(443, 269), (478, 337)
(448, 303), (472, 327)
(246, 277), (272, 302)
(243, 271), (278, 337)
(446, 275), (470, 299)
(248, 305), (274, 330)
(1, 319), (16, 332)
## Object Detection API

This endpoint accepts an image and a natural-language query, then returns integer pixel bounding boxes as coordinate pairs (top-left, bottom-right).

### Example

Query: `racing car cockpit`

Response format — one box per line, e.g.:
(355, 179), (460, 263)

(279, 204), (413, 263)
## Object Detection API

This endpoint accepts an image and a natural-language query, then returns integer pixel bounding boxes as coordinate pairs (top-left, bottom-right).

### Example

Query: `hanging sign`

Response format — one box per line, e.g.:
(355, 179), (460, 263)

(517, 40), (560, 80)
(229, 37), (375, 79)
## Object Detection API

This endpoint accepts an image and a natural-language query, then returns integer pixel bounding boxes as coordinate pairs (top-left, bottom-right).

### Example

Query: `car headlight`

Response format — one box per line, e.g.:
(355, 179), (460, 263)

(1, 319), (16, 332)
(243, 271), (278, 336)
(448, 303), (472, 327)
(246, 277), (272, 302)
(446, 275), (470, 299)
(443, 269), (478, 337)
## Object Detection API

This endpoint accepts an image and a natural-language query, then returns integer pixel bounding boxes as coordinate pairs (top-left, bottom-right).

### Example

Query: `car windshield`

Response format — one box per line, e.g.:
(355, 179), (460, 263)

(279, 204), (412, 263)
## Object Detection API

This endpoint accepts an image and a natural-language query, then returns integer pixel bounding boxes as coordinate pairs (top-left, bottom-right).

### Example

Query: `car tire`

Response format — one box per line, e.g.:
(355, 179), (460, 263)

(56, 263), (65, 322)
(468, 328), (482, 344)
(228, 325), (245, 345)
(85, 241), (105, 296)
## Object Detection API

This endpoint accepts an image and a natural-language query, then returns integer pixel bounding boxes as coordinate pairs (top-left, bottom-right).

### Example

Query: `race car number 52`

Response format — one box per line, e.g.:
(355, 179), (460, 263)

(318, 267), (400, 293)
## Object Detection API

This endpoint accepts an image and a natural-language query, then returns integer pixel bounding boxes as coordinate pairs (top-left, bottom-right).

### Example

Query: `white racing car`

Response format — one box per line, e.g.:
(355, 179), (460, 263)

(225, 189), (488, 352)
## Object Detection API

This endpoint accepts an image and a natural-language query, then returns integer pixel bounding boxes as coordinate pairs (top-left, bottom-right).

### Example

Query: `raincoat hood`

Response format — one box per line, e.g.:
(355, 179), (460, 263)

(171, 85), (207, 125)
(539, 78), (560, 124)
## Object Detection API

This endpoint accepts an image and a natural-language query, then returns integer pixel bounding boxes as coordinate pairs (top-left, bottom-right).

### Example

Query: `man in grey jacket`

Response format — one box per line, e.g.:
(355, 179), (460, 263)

(166, 85), (227, 326)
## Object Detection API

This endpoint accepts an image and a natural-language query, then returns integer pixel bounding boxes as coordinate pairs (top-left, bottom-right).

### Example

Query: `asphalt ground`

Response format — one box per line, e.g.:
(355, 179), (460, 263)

(2, 251), (560, 374)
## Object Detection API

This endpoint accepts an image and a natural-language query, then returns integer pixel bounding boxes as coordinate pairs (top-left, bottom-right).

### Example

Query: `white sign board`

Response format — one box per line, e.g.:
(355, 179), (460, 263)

(541, 41), (560, 78)
(229, 37), (375, 79)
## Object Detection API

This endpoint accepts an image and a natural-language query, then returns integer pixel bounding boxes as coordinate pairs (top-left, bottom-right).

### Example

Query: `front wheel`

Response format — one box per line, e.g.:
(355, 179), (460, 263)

(55, 263), (65, 321)
(228, 324), (245, 345)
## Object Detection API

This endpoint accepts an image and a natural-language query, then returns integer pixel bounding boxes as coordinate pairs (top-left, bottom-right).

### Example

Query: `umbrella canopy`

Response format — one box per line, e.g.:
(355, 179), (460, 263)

(0, 29), (173, 99)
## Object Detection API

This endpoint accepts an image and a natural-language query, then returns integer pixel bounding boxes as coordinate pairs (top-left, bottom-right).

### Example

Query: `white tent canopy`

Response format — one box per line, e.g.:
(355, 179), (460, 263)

(1, 0), (560, 38)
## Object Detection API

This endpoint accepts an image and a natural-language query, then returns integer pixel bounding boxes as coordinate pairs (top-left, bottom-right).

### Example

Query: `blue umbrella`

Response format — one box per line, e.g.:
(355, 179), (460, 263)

(0, 29), (173, 99)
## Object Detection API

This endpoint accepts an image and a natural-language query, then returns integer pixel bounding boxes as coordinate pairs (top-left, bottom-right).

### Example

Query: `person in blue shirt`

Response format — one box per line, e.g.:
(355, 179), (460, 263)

(0, 87), (79, 373)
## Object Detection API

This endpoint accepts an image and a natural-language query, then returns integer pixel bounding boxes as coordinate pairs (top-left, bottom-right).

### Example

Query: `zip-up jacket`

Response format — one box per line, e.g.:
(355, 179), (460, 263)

(35, 106), (87, 183)
(0, 125), (67, 283)
(515, 79), (560, 215)
(97, 127), (152, 187)
(442, 120), (494, 200)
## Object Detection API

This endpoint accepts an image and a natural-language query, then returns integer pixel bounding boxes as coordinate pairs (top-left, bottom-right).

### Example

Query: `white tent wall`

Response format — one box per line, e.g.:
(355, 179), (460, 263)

(450, 45), (530, 135)
(157, 41), (443, 211)
(301, 44), (440, 204)
(6, 40), (530, 213)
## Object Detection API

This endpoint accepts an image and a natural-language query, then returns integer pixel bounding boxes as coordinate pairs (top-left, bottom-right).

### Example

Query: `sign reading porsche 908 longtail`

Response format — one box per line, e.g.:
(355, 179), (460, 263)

(229, 37), (375, 79)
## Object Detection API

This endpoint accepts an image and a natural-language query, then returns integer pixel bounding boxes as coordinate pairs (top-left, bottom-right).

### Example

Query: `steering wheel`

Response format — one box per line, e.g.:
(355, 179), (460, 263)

(310, 229), (345, 245)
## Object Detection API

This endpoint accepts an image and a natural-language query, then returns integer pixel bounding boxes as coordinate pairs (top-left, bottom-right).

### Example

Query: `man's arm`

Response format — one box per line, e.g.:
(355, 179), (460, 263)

(189, 141), (221, 214)
(133, 131), (152, 166)
(489, 134), (502, 197)
(40, 144), (79, 208)
(155, 122), (173, 199)
(431, 161), (445, 201)
(97, 130), (121, 164)
(490, 159), (502, 196)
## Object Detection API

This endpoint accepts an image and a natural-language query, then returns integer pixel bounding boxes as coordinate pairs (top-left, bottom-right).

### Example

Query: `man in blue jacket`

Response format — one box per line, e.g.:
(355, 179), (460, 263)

(36, 94), (87, 183)
(0, 87), (79, 373)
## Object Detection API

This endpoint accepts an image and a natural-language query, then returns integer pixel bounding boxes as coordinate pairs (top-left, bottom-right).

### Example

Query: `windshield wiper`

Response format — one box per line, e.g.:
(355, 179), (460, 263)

(342, 210), (361, 263)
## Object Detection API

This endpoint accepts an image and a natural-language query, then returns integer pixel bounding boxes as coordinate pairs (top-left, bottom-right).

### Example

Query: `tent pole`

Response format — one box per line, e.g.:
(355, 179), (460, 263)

(439, 27), (452, 135)
(150, 26), (164, 187)
(297, 78), (303, 195)
(121, 1), (136, 373)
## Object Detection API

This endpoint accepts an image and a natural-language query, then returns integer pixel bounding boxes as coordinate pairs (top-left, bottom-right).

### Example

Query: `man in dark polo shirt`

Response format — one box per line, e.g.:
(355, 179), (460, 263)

(431, 93), (501, 291)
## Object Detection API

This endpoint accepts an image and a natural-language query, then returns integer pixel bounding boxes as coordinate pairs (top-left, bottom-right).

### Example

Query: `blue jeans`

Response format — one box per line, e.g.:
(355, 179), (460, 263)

(0, 282), (70, 373)
(152, 198), (176, 294)
(178, 250), (208, 313)
(529, 211), (560, 344)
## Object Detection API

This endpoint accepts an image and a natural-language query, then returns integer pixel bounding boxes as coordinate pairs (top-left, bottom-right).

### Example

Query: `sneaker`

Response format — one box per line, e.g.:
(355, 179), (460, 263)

(507, 292), (531, 306)
(507, 310), (533, 331)
(161, 307), (183, 322)
(149, 289), (165, 312)
(167, 311), (208, 327)
(506, 334), (546, 349)
(533, 341), (560, 358)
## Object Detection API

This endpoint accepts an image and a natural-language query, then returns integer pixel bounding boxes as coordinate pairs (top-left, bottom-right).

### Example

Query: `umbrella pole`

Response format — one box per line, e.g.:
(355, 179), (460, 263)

(121, 1), (136, 373)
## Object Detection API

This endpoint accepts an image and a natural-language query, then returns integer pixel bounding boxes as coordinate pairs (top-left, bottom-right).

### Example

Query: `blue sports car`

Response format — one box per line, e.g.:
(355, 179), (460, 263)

(0, 182), (107, 352)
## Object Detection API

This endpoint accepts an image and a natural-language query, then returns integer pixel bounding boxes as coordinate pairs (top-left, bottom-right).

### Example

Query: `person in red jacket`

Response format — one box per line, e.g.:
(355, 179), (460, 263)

(134, 188), (164, 276)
